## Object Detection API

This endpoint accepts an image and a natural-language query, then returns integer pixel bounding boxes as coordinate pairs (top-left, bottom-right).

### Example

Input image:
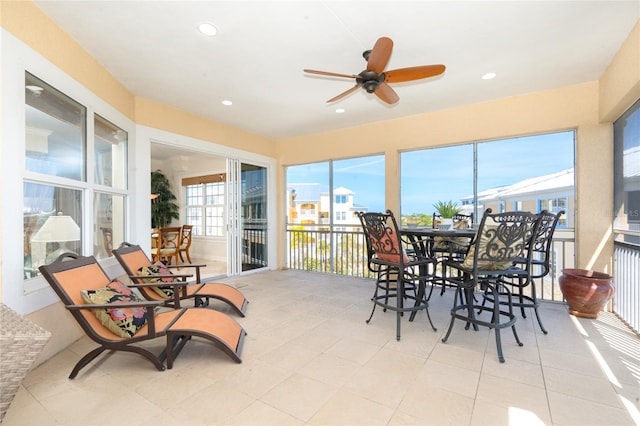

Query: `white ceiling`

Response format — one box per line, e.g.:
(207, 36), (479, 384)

(34, 1), (639, 144)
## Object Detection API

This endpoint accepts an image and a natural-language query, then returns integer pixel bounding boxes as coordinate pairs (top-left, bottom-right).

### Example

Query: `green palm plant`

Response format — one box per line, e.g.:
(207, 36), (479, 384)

(151, 170), (180, 228)
(433, 200), (461, 218)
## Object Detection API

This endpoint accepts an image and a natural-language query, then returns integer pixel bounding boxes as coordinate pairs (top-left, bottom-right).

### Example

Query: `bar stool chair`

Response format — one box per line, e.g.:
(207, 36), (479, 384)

(358, 210), (437, 341)
(493, 209), (565, 334)
(441, 209), (539, 362)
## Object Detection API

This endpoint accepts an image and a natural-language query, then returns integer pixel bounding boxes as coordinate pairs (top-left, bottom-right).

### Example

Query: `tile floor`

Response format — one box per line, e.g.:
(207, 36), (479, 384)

(4, 269), (640, 425)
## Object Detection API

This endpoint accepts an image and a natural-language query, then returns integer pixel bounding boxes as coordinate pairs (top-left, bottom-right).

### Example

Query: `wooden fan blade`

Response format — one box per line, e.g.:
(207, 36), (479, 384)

(384, 65), (446, 83)
(366, 37), (393, 74)
(304, 69), (357, 79)
(375, 82), (399, 104)
(327, 84), (360, 103)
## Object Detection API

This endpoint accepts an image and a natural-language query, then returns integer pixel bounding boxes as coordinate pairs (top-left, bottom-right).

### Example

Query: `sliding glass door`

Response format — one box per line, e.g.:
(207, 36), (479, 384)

(227, 160), (268, 274)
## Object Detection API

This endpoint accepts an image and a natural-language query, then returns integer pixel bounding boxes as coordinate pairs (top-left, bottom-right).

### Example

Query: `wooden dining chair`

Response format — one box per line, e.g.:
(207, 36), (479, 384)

(178, 224), (194, 263)
(151, 226), (181, 265)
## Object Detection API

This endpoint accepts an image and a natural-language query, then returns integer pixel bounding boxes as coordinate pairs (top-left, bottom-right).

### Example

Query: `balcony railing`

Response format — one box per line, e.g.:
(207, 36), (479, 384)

(613, 240), (640, 334)
(285, 225), (575, 303)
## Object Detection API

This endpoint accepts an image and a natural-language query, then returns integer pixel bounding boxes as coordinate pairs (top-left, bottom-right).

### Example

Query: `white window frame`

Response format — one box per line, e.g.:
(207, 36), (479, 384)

(2, 32), (133, 314)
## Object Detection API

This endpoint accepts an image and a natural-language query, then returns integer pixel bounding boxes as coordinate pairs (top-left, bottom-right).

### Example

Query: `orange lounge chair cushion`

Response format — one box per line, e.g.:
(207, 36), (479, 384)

(80, 280), (148, 338)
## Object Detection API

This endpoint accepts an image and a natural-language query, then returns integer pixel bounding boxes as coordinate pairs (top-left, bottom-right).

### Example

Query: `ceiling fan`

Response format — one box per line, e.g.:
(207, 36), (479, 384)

(304, 36), (445, 105)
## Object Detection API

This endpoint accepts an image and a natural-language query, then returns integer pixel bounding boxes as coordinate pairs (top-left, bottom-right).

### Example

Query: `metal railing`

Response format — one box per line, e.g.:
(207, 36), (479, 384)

(285, 225), (575, 303)
(613, 240), (640, 334)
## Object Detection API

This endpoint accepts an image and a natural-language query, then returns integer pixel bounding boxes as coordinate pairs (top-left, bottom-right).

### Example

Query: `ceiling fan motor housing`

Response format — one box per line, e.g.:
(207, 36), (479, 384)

(357, 70), (385, 93)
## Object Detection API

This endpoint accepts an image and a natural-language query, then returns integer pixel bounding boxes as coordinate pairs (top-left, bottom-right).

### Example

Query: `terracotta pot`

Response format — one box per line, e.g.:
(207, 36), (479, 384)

(559, 268), (615, 319)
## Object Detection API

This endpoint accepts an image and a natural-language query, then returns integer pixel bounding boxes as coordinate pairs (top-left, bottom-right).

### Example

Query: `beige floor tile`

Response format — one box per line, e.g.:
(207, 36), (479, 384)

(428, 340), (485, 371)
(548, 390), (637, 425)
(544, 365), (623, 408)
(415, 359), (481, 399)
(325, 335), (383, 365)
(481, 355), (545, 388)
(398, 382), (475, 425)
(1, 385), (59, 426)
(218, 358), (291, 398)
(227, 400), (304, 425)
(307, 388), (394, 425)
(475, 374), (552, 423)
(470, 398), (548, 426)
(260, 373), (338, 421)
(168, 381), (254, 424)
(296, 352), (361, 387)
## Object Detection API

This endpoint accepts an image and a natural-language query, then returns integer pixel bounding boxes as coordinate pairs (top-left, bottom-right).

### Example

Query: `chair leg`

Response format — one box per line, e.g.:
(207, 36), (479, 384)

(530, 282), (548, 334)
(442, 286), (462, 343)
(396, 274), (403, 341)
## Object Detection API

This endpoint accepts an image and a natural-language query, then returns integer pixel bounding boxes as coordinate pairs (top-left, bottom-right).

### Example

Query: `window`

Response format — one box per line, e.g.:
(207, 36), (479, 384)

(401, 131), (575, 228)
(286, 155), (385, 274)
(539, 197), (568, 226)
(401, 144), (473, 225)
(614, 98), (640, 242)
(93, 115), (127, 258)
(23, 72), (129, 279)
(185, 182), (225, 237)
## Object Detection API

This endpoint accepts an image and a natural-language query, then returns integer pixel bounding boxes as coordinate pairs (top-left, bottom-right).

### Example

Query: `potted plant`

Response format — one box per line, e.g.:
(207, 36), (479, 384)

(433, 200), (461, 229)
(558, 268), (615, 318)
(150, 169), (180, 229)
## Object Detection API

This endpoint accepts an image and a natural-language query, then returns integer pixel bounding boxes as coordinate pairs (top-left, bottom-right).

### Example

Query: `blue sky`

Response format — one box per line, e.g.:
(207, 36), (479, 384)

(287, 131), (575, 215)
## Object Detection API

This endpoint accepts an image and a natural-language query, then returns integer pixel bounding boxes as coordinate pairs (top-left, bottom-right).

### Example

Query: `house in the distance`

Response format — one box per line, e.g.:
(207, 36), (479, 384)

(287, 184), (365, 228)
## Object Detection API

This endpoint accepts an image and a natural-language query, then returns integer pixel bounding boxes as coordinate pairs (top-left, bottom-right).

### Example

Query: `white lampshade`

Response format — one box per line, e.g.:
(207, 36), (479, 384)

(31, 214), (80, 243)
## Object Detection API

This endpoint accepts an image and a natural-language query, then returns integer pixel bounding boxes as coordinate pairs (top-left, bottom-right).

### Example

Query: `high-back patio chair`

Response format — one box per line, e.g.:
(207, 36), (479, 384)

(357, 210), (437, 340)
(496, 209), (565, 334)
(39, 253), (246, 378)
(441, 208), (540, 362)
(113, 242), (248, 316)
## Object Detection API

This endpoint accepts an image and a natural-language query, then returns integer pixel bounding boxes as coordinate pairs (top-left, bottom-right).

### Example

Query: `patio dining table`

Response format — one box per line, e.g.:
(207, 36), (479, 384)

(400, 226), (478, 319)
(400, 226), (477, 259)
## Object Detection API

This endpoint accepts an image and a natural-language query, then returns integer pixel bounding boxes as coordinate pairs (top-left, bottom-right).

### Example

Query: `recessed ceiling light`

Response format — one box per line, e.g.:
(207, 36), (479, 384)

(222, 100), (232, 106)
(482, 72), (497, 80)
(198, 22), (218, 36)
(335, 108), (345, 114)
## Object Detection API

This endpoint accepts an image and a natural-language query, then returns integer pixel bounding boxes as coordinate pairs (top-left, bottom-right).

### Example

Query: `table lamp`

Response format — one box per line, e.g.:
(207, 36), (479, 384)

(31, 213), (81, 263)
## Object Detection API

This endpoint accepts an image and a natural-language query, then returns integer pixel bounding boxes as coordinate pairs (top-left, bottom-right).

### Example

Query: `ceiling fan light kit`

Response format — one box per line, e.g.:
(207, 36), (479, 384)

(304, 36), (445, 105)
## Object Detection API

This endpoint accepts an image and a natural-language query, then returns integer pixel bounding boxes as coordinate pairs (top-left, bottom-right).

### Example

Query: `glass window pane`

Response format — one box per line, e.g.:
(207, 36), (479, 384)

(333, 155), (385, 226)
(477, 132), (574, 225)
(614, 98), (640, 239)
(24, 183), (82, 278)
(286, 162), (330, 226)
(401, 144), (474, 226)
(94, 114), (127, 189)
(25, 72), (86, 181)
(93, 192), (125, 259)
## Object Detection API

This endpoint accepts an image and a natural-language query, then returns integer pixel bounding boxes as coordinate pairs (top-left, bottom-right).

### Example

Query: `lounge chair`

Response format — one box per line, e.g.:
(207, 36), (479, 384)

(112, 242), (248, 317)
(39, 253), (246, 378)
